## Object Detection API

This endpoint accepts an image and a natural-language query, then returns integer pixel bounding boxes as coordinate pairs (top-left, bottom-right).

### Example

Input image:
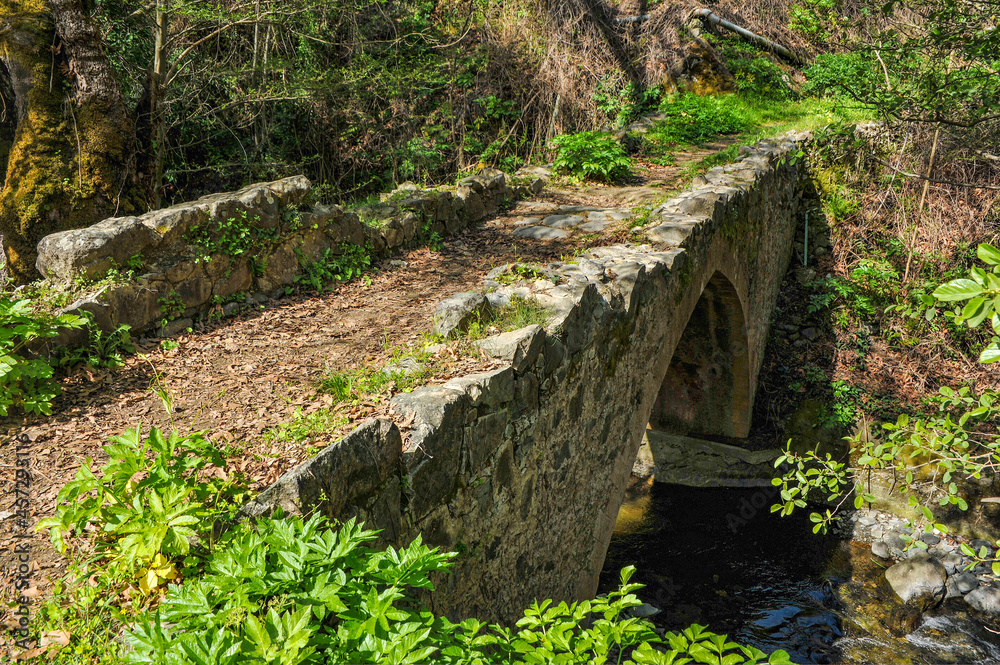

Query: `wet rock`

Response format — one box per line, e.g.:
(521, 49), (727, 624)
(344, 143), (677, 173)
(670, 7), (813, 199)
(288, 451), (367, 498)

(971, 539), (995, 556)
(884, 555), (947, 609)
(872, 540), (890, 559)
(964, 584), (1000, 615)
(433, 292), (492, 338)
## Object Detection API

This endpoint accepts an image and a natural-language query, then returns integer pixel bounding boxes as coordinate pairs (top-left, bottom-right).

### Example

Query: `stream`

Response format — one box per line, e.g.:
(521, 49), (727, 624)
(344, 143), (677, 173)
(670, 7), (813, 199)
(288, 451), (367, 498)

(600, 481), (1000, 664)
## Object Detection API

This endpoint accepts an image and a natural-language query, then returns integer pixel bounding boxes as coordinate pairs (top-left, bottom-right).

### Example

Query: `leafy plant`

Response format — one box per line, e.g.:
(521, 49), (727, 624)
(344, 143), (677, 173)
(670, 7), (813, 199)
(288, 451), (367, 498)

(37, 425), (247, 577)
(652, 94), (752, 145)
(295, 244), (372, 293)
(551, 131), (633, 183)
(123, 513), (793, 665)
(0, 296), (86, 415)
(187, 210), (280, 265)
(932, 243), (1000, 363)
(158, 291), (185, 321)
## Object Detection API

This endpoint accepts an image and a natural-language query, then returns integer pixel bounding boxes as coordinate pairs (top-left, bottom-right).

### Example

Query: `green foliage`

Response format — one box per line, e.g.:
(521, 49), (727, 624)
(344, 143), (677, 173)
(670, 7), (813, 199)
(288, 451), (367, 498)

(0, 296), (86, 416)
(263, 407), (350, 447)
(37, 425), (247, 571)
(803, 53), (881, 103)
(462, 294), (552, 341)
(794, 0), (1000, 132)
(773, 384), (1000, 543)
(931, 243), (1000, 363)
(122, 514), (792, 665)
(158, 291), (186, 321)
(551, 131), (633, 183)
(55, 321), (135, 370)
(652, 94), (752, 145)
(593, 79), (663, 128)
(295, 244), (372, 293)
(717, 42), (791, 101)
(187, 211), (280, 268)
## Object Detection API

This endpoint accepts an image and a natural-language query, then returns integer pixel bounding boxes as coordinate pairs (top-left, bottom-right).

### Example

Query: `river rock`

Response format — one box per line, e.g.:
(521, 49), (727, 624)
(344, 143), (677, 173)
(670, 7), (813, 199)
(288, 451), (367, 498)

(883, 531), (906, 551)
(940, 552), (964, 575)
(872, 540), (890, 559)
(884, 555), (947, 609)
(919, 532), (941, 546)
(964, 584), (1000, 615)
(953, 571), (980, 594)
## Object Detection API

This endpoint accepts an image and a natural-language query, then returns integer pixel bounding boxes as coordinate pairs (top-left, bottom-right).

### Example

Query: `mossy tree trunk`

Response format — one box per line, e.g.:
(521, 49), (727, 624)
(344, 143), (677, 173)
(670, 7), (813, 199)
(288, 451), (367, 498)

(0, 0), (145, 283)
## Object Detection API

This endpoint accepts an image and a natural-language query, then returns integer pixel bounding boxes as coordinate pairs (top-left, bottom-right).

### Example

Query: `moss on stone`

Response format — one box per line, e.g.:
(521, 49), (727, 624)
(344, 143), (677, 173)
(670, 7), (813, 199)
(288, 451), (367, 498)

(0, 2), (145, 283)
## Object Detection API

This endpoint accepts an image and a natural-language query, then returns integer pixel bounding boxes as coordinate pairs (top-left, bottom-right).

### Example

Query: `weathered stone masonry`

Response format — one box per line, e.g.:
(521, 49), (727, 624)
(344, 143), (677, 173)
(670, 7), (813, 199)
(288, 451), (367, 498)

(243, 133), (816, 624)
(34, 169), (541, 340)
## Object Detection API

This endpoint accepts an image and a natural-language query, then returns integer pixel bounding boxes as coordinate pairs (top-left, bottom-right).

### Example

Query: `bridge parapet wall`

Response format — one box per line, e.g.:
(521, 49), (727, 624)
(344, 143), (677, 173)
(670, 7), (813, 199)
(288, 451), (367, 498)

(243, 132), (814, 623)
(32, 169), (539, 341)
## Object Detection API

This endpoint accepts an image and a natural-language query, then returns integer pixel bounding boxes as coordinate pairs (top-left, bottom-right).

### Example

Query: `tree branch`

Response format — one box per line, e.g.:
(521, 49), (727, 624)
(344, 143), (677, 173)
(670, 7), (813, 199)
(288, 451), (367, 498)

(874, 158), (1000, 191)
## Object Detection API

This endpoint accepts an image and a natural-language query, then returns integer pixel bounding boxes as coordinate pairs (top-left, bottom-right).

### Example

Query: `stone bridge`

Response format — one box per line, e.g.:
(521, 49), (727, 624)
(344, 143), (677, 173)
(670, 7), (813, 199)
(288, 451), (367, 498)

(244, 134), (814, 623)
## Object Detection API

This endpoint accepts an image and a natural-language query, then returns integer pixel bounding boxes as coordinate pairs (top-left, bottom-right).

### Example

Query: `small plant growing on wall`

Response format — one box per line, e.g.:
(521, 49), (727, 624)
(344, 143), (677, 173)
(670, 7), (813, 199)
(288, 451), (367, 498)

(186, 210), (280, 264)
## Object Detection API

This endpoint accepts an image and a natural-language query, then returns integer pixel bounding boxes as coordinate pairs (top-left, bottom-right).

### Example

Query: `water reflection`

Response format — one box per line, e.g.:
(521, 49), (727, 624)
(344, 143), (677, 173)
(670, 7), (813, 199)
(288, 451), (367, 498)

(600, 482), (1000, 664)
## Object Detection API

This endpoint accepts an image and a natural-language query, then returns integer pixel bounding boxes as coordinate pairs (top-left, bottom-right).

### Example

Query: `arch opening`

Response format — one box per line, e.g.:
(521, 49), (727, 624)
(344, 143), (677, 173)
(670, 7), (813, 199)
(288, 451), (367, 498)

(649, 270), (751, 439)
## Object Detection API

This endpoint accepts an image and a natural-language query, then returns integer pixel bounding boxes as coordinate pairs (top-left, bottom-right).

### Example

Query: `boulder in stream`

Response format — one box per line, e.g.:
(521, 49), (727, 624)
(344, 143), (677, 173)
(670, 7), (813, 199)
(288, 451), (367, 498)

(884, 554), (947, 610)
(965, 584), (1000, 616)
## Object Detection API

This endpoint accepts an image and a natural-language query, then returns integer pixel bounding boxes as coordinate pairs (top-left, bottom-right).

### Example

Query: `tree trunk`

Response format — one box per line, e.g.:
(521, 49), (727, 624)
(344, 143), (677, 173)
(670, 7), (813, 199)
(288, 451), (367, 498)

(0, 0), (145, 283)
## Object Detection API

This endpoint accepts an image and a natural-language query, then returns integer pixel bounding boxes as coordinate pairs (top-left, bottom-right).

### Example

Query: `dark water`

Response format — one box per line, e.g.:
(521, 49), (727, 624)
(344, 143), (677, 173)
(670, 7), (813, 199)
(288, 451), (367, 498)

(599, 482), (1000, 664)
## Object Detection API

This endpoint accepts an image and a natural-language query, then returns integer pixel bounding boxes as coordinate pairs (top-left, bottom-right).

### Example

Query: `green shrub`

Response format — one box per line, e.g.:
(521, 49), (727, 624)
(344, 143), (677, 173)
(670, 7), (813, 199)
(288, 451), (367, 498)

(803, 52), (882, 102)
(652, 94), (753, 145)
(0, 296), (86, 416)
(37, 425), (247, 571)
(124, 513), (793, 665)
(551, 131), (633, 183)
(295, 243), (372, 293)
(718, 43), (792, 100)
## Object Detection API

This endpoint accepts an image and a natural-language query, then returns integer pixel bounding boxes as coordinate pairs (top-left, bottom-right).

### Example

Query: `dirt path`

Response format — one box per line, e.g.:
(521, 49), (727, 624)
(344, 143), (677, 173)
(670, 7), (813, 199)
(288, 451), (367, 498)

(0, 144), (725, 622)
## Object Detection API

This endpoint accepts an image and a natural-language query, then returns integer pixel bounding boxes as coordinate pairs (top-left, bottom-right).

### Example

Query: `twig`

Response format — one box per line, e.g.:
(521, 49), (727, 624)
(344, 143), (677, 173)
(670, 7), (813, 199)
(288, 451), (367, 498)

(903, 125), (941, 282)
(873, 159), (1000, 191)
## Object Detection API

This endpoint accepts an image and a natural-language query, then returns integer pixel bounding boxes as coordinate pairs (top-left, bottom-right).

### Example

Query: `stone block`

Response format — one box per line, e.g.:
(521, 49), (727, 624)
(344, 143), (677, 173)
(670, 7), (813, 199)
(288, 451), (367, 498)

(477, 325), (545, 374)
(647, 222), (699, 246)
(884, 555), (947, 610)
(213, 259), (252, 299)
(102, 284), (163, 332)
(434, 292), (492, 338)
(391, 386), (469, 520)
(257, 244), (298, 292)
(443, 366), (515, 409)
(457, 186), (485, 222)
(176, 277), (213, 308)
(36, 216), (161, 281)
(241, 418), (402, 526)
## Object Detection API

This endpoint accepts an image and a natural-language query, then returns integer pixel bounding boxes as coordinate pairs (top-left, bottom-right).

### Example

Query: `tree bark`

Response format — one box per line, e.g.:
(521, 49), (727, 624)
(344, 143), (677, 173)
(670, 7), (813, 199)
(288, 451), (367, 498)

(0, 0), (145, 283)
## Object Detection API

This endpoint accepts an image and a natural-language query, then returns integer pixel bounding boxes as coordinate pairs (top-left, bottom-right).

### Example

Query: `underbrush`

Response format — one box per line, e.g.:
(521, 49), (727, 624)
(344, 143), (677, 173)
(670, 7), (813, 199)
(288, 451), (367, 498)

(22, 413), (793, 665)
(765, 124), (1000, 555)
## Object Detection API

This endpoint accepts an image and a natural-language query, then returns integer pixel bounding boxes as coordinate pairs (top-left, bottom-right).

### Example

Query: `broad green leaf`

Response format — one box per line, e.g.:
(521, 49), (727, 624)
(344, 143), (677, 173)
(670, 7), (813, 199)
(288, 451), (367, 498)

(978, 243), (1000, 266)
(933, 279), (982, 301)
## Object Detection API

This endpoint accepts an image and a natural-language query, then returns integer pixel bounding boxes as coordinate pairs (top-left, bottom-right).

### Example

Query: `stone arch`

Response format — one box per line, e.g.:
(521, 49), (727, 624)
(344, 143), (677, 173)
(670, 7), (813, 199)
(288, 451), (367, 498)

(649, 270), (751, 438)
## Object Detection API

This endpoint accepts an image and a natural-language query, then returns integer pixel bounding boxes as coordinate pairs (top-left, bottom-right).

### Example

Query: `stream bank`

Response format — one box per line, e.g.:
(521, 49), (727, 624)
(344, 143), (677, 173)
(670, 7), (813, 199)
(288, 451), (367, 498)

(601, 479), (1000, 664)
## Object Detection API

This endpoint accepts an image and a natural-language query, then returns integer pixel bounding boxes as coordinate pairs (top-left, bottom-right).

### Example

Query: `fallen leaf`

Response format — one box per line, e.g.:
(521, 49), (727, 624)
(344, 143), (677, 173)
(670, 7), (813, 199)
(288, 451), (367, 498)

(39, 631), (70, 648)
